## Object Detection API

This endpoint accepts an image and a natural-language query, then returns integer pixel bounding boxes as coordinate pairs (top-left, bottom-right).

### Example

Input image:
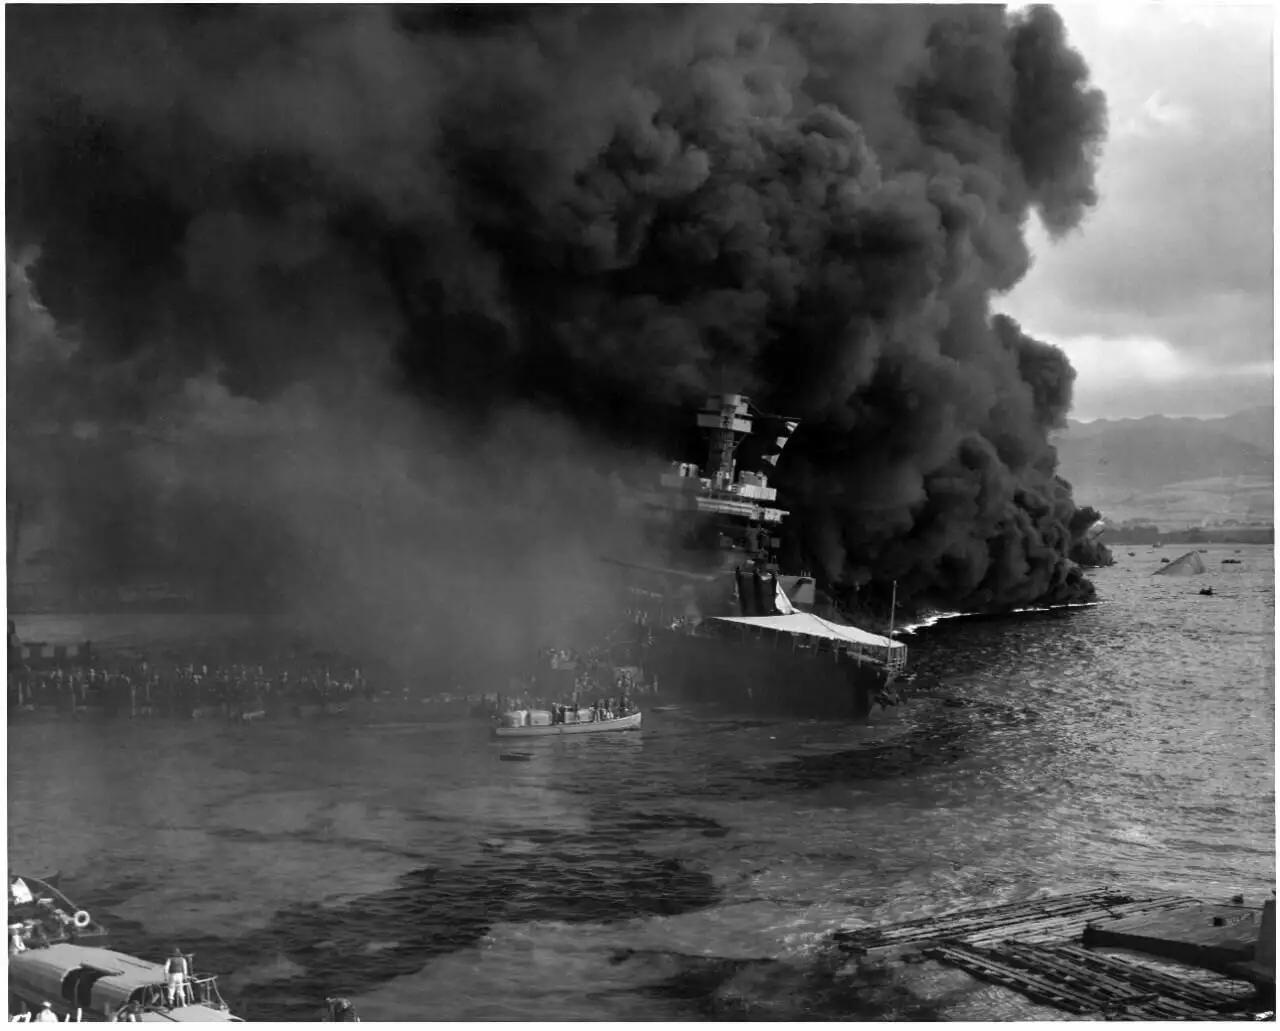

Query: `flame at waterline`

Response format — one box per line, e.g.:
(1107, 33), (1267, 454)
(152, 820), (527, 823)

(894, 601), (1103, 636)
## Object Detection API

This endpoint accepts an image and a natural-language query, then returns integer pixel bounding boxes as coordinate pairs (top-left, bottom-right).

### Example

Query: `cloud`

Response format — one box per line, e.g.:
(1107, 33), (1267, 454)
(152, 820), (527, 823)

(1063, 368), (1275, 422)
(1039, 330), (1275, 420)
(1055, 333), (1191, 385)
(997, 3), (1273, 417)
(1120, 90), (1196, 137)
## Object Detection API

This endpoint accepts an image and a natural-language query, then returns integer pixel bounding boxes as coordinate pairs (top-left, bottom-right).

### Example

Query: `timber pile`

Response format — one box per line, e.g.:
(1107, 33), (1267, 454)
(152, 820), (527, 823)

(832, 888), (1191, 953)
(1048, 944), (1257, 1010)
(926, 941), (1248, 1019)
(832, 889), (1260, 1020)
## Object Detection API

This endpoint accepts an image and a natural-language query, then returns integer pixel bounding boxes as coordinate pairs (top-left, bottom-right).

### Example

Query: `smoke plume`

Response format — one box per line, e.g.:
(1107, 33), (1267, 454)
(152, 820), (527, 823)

(7, 4), (1110, 650)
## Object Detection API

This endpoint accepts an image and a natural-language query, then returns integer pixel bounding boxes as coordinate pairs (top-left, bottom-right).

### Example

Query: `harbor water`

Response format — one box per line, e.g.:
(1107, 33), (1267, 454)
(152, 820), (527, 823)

(8, 545), (1275, 1020)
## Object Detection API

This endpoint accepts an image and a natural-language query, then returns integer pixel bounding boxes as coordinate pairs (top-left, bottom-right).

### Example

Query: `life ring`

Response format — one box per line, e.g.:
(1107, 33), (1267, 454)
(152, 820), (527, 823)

(73, 910), (91, 929)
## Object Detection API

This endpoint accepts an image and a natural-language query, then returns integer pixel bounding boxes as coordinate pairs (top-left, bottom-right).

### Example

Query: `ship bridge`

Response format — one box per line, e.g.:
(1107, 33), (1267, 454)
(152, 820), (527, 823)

(642, 394), (800, 568)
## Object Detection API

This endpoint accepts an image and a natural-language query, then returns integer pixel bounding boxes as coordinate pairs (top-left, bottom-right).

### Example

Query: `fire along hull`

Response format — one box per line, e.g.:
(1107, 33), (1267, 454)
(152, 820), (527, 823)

(643, 627), (893, 721)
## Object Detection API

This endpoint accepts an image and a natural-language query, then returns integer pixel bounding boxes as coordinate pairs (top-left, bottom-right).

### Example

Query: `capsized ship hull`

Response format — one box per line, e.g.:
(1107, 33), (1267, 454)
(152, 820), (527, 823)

(645, 621), (896, 720)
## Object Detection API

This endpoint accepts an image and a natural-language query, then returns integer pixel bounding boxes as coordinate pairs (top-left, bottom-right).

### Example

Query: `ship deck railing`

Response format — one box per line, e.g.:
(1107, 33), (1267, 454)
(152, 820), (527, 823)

(139, 974), (229, 1011)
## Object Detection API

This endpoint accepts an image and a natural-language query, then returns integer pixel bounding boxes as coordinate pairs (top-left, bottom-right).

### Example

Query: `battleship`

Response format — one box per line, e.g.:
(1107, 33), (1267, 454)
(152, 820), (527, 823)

(603, 394), (907, 721)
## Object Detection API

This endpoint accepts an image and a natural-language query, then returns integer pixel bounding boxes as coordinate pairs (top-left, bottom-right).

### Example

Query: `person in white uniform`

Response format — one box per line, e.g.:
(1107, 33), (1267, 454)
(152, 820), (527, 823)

(164, 948), (190, 1007)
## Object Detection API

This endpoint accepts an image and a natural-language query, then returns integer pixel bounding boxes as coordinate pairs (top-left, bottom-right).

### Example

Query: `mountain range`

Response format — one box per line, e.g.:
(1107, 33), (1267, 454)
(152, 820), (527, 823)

(1053, 406), (1273, 528)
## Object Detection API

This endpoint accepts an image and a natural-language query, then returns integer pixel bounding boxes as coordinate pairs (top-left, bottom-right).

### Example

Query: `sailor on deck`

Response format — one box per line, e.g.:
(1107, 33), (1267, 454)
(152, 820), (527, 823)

(164, 947), (191, 1007)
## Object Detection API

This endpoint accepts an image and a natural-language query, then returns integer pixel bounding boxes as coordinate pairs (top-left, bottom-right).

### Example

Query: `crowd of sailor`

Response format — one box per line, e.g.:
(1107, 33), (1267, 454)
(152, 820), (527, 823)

(536, 642), (655, 696)
(462, 640), (655, 724)
(8, 661), (370, 717)
(496, 692), (640, 725)
(9, 618), (658, 720)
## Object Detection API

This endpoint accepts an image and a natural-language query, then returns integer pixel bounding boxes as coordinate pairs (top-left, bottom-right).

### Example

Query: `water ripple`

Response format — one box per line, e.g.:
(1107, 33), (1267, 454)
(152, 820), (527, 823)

(7, 546), (1274, 1019)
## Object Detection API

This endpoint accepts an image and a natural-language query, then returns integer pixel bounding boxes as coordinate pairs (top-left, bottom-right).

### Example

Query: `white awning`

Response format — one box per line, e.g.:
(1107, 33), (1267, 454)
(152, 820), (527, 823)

(709, 611), (906, 650)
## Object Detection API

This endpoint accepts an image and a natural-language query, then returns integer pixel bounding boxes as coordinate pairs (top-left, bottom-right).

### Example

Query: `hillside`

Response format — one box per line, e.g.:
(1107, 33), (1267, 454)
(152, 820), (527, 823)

(1214, 406), (1276, 451)
(1054, 407), (1273, 529)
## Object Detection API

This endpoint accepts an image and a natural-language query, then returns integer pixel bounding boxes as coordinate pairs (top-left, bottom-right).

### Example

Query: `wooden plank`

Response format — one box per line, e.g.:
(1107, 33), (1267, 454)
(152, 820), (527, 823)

(832, 885), (1224, 1001)
(996, 942), (1167, 1014)
(1047, 944), (1253, 1010)
(1001, 946), (1213, 1020)
(835, 891), (1183, 953)
(932, 939), (1244, 1021)
(1000, 941), (1144, 996)
(925, 942), (1101, 1014)
(966, 897), (1199, 948)
(833, 889), (1132, 939)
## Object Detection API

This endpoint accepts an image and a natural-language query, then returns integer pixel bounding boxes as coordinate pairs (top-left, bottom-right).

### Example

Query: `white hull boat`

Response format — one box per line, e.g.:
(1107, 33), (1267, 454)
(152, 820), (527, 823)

(491, 711), (643, 738)
(7, 875), (242, 1022)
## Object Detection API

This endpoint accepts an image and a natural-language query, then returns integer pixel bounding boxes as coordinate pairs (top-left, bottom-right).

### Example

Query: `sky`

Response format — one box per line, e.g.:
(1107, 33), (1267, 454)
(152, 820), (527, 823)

(997, 2), (1274, 422)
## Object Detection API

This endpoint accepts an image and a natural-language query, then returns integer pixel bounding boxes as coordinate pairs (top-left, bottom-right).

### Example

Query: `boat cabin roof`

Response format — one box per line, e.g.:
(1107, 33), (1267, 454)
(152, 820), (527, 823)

(11, 942), (235, 1019)
(15, 941), (167, 992)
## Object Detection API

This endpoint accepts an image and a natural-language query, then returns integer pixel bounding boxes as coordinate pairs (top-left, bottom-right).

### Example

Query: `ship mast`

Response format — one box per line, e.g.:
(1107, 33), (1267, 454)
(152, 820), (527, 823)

(697, 394), (753, 490)
(635, 394), (799, 573)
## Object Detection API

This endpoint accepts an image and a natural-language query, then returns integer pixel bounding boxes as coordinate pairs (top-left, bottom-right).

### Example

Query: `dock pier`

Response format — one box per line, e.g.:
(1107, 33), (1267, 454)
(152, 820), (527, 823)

(833, 888), (1274, 1020)
(1083, 897), (1274, 988)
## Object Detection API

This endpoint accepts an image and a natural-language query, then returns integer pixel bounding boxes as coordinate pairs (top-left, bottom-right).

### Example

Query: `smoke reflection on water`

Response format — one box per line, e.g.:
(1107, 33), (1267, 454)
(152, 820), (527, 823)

(7, 548), (1275, 1020)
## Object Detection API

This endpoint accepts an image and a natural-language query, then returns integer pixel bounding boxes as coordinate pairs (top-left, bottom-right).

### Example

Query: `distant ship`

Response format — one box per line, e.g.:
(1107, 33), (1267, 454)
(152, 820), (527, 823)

(604, 394), (907, 721)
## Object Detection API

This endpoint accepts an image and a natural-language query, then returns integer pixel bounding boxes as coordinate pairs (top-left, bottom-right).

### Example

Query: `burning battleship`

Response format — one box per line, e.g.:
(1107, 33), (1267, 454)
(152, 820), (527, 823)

(601, 394), (907, 721)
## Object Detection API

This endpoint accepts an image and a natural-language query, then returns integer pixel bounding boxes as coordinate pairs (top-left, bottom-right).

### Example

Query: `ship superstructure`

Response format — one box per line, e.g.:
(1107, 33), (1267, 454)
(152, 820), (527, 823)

(630, 394), (793, 577)
(612, 394), (907, 720)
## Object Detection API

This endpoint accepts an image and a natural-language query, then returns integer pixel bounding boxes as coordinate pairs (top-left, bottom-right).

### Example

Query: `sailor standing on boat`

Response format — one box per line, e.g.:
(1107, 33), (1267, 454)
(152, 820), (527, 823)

(164, 947), (190, 1007)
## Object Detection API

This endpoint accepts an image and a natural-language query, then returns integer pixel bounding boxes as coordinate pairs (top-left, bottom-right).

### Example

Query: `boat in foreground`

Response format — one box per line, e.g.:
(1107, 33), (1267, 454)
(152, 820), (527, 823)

(8, 875), (242, 1022)
(491, 710), (642, 738)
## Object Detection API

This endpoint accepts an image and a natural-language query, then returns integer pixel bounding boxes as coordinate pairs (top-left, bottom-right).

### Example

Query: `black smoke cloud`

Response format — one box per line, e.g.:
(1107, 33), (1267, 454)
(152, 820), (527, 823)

(9, 248), (646, 677)
(7, 4), (1110, 637)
